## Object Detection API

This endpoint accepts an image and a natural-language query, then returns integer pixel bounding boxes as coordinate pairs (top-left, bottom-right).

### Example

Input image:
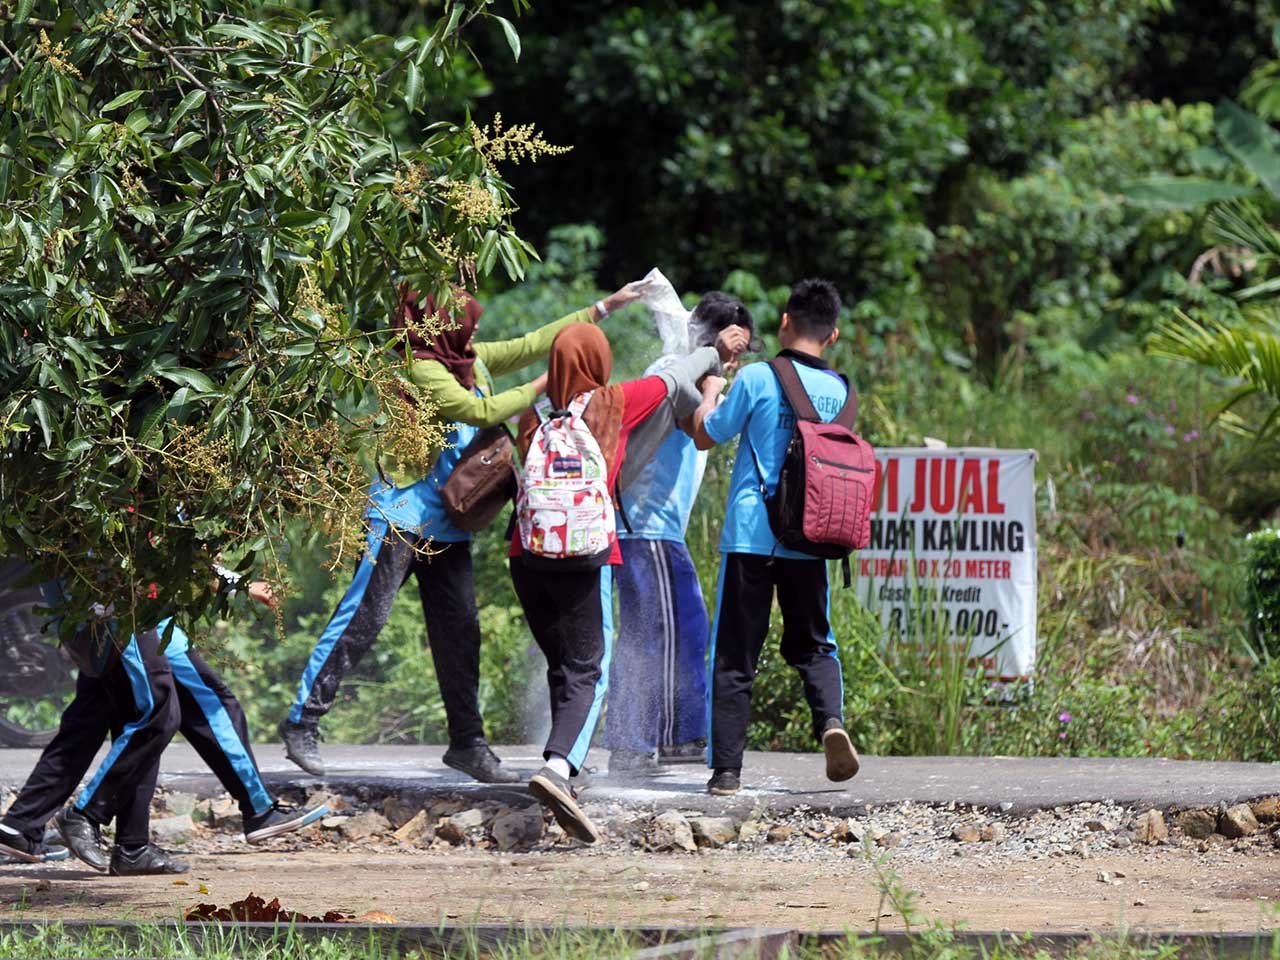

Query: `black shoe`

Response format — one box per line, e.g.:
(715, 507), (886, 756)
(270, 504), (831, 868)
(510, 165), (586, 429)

(608, 748), (658, 774)
(658, 738), (707, 765)
(529, 766), (603, 844)
(109, 844), (190, 876)
(821, 718), (860, 782)
(55, 807), (109, 872)
(707, 768), (740, 796)
(244, 802), (328, 845)
(443, 743), (520, 784)
(0, 823), (43, 864)
(279, 719), (325, 776)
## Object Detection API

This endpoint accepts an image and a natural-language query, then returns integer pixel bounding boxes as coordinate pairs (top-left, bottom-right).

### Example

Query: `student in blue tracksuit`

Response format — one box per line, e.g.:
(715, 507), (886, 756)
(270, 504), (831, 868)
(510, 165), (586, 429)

(0, 581), (324, 874)
(0, 621), (184, 873)
(687, 279), (862, 797)
(604, 293), (756, 772)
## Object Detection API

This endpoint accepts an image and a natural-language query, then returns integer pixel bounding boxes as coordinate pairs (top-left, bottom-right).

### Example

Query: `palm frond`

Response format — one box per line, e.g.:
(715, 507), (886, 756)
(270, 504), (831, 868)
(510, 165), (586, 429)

(1208, 199), (1280, 264)
(1149, 310), (1280, 407)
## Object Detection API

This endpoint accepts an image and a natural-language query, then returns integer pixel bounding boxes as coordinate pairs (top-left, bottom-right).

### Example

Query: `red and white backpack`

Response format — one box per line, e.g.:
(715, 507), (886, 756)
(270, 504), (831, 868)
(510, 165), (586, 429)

(516, 391), (616, 570)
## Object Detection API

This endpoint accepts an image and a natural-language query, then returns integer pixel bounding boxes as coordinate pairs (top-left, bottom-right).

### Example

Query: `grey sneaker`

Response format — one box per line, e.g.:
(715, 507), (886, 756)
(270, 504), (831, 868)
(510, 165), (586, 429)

(443, 743), (520, 784)
(706, 768), (740, 796)
(279, 719), (325, 776)
(658, 739), (707, 765)
(608, 748), (658, 775)
(529, 766), (603, 844)
(244, 802), (328, 844)
(822, 718), (860, 782)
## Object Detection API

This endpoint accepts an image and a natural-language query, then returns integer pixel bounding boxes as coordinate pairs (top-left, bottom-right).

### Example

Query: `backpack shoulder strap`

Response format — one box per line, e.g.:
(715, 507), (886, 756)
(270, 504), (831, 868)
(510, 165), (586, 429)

(768, 356), (821, 422)
(834, 382), (859, 431)
(568, 390), (594, 418)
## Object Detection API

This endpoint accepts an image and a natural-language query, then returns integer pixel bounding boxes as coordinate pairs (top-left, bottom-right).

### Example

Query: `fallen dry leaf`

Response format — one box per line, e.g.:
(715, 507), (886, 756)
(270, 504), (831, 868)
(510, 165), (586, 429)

(186, 895), (397, 925)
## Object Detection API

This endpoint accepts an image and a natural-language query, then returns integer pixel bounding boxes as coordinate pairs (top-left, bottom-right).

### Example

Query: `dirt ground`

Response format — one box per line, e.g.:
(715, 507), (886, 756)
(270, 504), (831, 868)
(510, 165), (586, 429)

(2, 846), (1277, 932)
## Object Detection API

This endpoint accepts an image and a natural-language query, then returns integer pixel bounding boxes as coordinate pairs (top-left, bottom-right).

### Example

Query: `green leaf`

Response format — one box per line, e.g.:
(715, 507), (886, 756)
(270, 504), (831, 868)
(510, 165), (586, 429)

(171, 131), (203, 153)
(325, 204), (351, 250)
(1215, 100), (1280, 200)
(404, 61), (422, 113)
(1120, 176), (1254, 210)
(168, 90), (208, 131)
(495, 17), (521, 62)
(30, 397), (52, 447)
(101, 90), (145, 112)
(179, 156), (213, 186)
(158, 368), (215, 392)
(278, 210), (325, 229)
(14, 0), (35, 30)
(52, 7), (75, 40)
(236, 406), (252, 451)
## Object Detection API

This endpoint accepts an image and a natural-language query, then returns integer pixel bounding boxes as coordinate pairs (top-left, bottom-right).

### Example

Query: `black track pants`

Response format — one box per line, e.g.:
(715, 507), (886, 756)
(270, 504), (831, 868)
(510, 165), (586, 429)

(1, 629), (179, 844)
(708, 553), (844, 771)
(509, 555), (612, 775)
(289, 527), (486, 747)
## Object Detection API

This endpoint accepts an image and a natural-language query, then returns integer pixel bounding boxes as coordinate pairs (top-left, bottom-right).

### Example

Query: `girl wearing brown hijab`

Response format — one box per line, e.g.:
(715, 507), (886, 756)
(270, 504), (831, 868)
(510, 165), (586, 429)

(508, 323), (741, 842)
(280, 284), (643, 786)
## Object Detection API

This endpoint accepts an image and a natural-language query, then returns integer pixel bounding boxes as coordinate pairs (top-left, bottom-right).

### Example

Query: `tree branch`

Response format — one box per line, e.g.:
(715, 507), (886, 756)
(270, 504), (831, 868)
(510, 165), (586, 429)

(0, 34), (24, 74)
(128, 26), (227, 140)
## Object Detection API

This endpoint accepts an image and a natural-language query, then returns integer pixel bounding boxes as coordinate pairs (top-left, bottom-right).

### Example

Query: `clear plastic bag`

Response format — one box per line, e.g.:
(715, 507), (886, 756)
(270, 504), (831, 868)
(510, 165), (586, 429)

(632, 267), (691, 355)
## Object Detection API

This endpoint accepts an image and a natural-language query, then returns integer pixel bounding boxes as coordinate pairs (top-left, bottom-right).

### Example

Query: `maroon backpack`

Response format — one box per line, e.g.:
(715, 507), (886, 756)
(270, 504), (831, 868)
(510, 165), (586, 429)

(761, 356), (875, 584)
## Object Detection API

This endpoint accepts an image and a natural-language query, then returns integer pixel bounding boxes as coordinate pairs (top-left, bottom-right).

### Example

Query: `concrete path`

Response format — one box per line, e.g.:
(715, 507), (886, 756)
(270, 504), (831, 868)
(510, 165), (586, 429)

(2, 744), (1278, 815)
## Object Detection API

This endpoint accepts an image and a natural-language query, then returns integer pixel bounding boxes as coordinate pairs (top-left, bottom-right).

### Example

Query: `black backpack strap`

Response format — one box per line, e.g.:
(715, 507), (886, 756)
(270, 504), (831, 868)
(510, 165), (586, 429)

(834, 385), (858, 432)
(768, 357), (821, 422)
(770, 356), (859, 430)
(615, 479), (633, 534)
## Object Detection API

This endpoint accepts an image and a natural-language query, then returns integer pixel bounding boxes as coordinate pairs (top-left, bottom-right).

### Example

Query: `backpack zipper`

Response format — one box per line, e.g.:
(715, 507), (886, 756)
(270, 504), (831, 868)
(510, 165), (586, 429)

(809, 454), (872, 472)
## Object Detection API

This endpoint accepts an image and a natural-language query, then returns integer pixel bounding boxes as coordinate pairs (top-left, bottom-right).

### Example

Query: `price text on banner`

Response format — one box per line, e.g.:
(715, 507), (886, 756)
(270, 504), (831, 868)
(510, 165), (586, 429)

(854, 448), (1038, 681)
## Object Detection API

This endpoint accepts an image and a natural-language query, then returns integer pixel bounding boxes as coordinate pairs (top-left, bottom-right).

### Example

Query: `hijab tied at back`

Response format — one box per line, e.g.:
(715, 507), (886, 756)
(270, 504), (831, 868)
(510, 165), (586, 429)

(395, 287), (484, 389)
(517, 324), (625, 472)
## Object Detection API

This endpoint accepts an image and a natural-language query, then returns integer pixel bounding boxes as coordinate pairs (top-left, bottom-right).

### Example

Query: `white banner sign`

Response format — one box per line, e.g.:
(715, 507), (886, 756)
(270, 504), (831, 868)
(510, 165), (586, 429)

(854, 448), (1038, 682)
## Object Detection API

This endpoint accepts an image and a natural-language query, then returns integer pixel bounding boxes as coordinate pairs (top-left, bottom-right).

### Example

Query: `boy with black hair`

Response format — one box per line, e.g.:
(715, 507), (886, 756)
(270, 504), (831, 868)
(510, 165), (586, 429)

(687, 278), (861, 796)
(604, 292), (754, 772)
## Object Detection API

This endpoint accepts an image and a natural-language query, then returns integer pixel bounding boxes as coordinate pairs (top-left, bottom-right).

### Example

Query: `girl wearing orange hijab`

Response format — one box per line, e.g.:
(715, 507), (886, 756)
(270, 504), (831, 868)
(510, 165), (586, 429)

(509, 323), (745, 842)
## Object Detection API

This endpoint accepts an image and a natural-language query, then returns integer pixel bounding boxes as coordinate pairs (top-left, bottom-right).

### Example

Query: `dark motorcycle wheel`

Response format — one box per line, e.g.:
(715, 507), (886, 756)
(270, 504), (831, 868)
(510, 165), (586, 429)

(0, 709), (57, 748)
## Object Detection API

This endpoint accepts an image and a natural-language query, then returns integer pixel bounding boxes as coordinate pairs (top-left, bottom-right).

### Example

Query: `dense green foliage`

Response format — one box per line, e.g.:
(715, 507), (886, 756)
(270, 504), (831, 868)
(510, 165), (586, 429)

(1246, 529), (1280, 659)
(0, 0), (537, 635)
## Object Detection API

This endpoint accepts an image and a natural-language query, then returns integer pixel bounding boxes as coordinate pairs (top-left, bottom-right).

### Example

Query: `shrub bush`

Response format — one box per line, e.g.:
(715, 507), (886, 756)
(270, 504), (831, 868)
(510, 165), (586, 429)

(1246, 528), (1280, 659)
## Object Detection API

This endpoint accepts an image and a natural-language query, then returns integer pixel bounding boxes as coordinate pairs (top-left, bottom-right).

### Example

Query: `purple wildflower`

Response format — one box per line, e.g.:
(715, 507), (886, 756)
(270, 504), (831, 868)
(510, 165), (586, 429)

(1126, 393), (1140, 405)
(1059, 712), (1072, 724)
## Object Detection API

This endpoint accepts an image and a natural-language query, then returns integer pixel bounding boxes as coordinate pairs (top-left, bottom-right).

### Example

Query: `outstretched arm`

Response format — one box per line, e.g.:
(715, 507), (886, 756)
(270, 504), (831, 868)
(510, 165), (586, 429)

(410, 358), (547, 428)
(688, 375), (727, 450)
(477, 282), (648, 378)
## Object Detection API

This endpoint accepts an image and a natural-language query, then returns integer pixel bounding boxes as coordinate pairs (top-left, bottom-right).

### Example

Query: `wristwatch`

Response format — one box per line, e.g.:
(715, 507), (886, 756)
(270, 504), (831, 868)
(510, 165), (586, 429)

(594, 299), (610, 319)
